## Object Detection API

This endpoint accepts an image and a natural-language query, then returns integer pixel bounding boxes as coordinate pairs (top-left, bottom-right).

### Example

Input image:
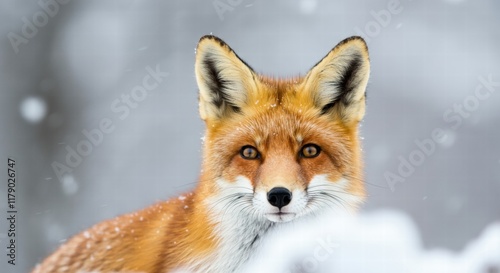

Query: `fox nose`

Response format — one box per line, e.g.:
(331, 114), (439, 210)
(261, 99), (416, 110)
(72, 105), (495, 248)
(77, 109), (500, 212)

(267, 187), (292, 209)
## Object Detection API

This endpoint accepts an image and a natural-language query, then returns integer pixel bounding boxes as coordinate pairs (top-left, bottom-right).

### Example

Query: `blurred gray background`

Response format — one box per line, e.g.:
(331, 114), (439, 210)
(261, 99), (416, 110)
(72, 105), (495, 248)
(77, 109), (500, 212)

(0, 0), (499, 272)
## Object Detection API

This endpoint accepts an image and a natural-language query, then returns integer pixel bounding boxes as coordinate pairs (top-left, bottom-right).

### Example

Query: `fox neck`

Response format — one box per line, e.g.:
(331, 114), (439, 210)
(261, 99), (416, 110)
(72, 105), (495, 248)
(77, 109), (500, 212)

(189, 175), (274, 273)
(200, 212), (273, 273)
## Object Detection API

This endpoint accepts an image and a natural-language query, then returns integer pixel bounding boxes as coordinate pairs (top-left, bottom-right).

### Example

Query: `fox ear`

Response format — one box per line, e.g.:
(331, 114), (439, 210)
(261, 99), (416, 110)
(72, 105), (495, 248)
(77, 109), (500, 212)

(303, 36), (370, 124)
(195, 35), (258, 121)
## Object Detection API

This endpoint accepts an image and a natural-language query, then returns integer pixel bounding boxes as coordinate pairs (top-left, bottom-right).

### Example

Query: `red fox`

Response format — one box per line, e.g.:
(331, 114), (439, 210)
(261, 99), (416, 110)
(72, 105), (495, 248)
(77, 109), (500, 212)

(32, 35), (370, 273)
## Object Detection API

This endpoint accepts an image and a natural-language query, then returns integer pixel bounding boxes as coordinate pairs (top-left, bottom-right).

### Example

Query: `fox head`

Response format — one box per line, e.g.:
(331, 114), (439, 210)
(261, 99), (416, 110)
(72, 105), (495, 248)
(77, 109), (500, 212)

(195, 35), (369, 224)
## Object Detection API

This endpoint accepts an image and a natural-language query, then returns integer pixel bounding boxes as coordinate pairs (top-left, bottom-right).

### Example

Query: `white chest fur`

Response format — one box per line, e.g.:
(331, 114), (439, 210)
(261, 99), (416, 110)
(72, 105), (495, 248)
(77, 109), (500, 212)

(173, 177), (273, 273)
(194, 216), (274, 273)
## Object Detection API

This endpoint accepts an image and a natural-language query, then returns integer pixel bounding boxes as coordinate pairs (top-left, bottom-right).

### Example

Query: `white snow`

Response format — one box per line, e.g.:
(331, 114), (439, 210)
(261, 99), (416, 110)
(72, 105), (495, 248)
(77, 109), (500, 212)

(240, 210), (500, 273)
(20, 96), (47, 123)
(438, 129), (457, 148)
(61, 174), (79, 195)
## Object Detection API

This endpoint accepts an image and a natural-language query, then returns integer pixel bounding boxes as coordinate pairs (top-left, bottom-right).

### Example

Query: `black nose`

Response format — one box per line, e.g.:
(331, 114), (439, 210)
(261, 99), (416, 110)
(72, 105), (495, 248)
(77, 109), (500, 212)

(267, 187), (292, 209)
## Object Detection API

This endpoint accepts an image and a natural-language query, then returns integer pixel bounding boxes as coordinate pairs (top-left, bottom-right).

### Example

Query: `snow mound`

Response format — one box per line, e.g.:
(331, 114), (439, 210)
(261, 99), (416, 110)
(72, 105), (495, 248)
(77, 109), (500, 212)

(243, 210), (500, 273)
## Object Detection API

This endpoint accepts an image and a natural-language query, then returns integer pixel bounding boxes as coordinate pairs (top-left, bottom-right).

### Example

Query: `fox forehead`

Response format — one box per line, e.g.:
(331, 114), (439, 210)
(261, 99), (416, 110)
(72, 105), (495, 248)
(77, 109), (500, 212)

(205, 76), (350, 139)
(208, 105), (350, 149)
(222, 75), (319, 118)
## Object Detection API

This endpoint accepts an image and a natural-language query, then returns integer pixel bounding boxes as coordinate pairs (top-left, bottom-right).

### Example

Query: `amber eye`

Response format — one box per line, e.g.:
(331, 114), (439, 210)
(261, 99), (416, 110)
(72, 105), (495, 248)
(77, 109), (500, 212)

(300, 144), (321, 158)
(240, 145), (260, 160)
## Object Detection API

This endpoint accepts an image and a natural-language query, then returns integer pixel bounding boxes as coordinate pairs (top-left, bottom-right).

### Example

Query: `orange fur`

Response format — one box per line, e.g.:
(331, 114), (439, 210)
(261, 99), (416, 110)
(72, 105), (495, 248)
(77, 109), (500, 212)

(32, 35), (370, 273)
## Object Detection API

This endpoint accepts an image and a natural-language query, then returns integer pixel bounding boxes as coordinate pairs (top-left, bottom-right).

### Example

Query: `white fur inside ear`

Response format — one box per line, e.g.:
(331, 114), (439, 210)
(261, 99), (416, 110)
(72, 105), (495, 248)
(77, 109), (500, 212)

(318, 47), (367, 105)
(195, 38), (255, 120)
(304, 37), (370, 122)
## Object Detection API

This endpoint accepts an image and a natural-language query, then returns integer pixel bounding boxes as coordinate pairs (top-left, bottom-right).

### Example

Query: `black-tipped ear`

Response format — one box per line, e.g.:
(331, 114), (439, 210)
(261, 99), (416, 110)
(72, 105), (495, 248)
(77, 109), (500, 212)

(195, 35), (258, 121)
(303, 36), (370, 124)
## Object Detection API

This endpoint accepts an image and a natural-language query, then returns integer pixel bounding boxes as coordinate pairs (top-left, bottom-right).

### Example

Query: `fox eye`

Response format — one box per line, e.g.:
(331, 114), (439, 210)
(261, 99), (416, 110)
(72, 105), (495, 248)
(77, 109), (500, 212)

(240, 145), (260, 160)
(300, 144), (321, 158)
